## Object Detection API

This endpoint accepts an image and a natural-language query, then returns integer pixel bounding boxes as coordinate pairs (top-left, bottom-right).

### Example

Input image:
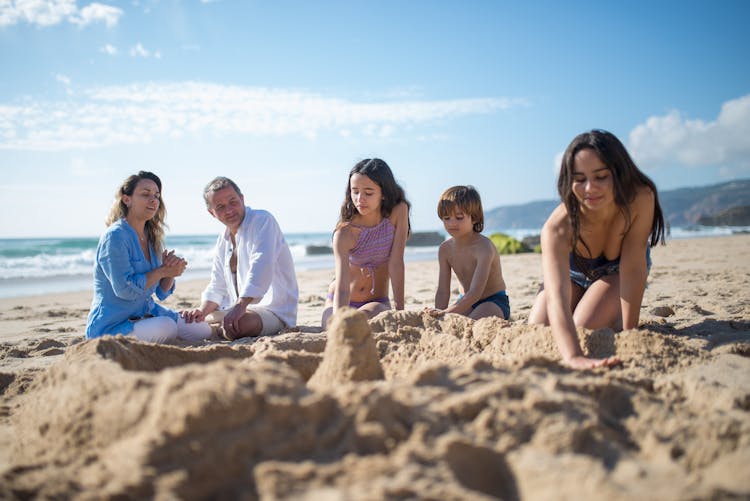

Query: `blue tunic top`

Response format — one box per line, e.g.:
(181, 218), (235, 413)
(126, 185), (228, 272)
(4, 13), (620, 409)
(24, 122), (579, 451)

(85, 218), (177, 339)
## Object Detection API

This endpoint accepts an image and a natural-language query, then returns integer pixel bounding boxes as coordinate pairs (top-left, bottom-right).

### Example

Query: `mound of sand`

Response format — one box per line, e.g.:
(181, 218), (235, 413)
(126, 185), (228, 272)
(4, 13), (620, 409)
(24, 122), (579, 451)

(1, 308), (748, 500)
(0, 235), (748, 499)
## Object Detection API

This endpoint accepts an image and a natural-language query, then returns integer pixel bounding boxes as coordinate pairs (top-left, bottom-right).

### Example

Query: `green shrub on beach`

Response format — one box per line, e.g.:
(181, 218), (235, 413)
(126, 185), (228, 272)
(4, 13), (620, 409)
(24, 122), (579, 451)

(488, 232), (530, 254)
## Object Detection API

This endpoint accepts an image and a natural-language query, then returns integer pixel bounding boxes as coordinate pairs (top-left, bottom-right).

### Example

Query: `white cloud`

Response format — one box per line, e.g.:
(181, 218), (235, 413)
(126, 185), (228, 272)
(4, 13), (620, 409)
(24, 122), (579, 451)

(129, 43), (160, 58)
(629, 93), (750, 169)
(0, 0), (122, 27)
(100, 43), (117, 55)
(55, 73), (71, 86)
(0, 81), (525, 151)
(129, 43), (149, 57)
(71, 2), (121, 27)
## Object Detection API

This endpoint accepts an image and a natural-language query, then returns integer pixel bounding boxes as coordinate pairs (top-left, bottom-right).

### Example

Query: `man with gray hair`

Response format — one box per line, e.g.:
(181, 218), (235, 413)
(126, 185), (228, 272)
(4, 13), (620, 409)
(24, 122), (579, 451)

(181, 177), (298, 339)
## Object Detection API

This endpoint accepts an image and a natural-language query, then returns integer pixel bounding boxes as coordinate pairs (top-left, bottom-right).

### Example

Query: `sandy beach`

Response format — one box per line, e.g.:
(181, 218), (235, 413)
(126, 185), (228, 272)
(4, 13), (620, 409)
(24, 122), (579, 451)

(0, 234), (748, 499)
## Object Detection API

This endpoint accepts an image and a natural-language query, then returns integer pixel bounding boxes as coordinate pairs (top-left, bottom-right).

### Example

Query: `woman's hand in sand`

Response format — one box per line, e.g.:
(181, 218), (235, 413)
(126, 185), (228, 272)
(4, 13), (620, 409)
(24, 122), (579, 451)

(564, 355), (621, 370)
(180, 308), (205, 323)
(423, 307), (444, 318)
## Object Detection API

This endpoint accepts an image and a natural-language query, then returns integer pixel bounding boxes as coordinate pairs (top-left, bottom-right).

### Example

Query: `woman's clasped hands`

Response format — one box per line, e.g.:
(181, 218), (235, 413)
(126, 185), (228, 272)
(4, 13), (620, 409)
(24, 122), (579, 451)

(160, 249), (187, 278)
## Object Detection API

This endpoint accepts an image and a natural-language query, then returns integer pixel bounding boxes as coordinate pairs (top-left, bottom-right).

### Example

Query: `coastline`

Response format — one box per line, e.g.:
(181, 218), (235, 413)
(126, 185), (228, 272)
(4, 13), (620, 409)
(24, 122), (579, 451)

(1, 234), (748, 498)
(2, 225), (747, 300)
(2, 233), (747, 354)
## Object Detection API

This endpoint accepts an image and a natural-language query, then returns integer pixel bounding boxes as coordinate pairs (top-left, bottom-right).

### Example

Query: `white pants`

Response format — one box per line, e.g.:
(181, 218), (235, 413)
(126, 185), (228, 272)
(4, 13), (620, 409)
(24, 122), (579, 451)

(131, 316), (212, 344)
(206, 306), (285, 336)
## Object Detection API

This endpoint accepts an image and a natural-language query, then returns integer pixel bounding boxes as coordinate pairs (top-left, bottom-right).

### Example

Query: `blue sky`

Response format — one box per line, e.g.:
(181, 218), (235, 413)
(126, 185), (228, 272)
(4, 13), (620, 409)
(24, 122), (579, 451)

(1, 0), (749, 238)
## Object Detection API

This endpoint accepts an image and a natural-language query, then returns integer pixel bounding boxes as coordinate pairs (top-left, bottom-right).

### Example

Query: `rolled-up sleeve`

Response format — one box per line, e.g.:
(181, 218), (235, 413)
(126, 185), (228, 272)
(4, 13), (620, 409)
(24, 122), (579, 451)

(152, 252), (175, 300)
(98, 232), (147, 301)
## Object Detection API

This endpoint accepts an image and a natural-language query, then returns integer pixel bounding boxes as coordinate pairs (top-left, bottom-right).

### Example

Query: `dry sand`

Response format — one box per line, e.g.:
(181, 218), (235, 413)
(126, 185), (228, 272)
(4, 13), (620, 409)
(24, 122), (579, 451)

(0, 235), (748, 500)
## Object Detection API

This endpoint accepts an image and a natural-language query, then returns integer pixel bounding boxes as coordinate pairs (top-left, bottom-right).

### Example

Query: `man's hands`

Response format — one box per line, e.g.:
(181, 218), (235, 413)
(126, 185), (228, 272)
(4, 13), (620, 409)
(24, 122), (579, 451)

(222, 303), (247, 338)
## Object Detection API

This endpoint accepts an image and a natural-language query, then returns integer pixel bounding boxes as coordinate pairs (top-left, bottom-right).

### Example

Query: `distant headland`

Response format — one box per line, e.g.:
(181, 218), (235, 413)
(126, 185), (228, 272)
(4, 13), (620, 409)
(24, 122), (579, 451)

(484, 179), (750, 229)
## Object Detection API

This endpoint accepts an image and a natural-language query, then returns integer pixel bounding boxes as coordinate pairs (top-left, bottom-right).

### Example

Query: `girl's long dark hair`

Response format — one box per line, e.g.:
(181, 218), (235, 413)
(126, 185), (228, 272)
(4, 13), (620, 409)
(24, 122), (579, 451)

(338, 158), (411, 233)
(558, 130), (666, 265)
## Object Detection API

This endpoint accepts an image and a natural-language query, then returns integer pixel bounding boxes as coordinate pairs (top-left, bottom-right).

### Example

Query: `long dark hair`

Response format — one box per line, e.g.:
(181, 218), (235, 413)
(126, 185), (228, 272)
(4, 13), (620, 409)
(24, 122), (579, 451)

(106, 171), (167, 255)
(558, 130), (666, 261)
(338, 158), (411, 232)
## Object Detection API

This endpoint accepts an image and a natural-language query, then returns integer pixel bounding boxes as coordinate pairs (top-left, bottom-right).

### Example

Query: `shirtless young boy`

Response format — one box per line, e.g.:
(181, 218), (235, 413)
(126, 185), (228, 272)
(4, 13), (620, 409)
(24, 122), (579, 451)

(425, 185), (510, 320)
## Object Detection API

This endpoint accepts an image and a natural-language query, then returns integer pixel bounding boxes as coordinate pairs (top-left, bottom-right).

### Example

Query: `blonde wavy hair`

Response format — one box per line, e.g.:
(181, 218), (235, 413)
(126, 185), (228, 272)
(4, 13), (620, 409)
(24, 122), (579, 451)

(106, 171), (167, 255)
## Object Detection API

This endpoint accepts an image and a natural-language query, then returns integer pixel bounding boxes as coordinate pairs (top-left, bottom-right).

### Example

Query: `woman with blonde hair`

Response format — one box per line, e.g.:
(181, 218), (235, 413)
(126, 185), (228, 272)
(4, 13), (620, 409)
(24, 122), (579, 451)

(86, 171), (212, 342)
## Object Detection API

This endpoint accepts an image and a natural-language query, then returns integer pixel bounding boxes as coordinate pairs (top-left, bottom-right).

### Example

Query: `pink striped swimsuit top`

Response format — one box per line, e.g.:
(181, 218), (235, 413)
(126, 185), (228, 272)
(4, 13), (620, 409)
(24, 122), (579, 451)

(348, 217), (395, 293)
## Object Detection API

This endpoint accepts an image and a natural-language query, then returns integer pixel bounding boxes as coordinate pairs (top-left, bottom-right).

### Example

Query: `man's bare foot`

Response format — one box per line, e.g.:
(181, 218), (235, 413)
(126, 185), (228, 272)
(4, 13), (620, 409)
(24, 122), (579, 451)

(210, 323), (230, 341)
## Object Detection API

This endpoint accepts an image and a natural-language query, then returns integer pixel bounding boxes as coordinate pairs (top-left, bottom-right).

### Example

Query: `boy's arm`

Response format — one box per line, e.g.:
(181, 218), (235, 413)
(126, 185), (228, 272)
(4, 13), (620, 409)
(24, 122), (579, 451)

(443, 239), (494, 315)
(434, 243), (452, 310)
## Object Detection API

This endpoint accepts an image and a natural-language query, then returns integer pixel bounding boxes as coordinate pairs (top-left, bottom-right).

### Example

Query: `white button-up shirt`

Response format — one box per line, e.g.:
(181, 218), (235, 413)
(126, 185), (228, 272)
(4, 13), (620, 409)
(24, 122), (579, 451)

(201, 206), (298, 327)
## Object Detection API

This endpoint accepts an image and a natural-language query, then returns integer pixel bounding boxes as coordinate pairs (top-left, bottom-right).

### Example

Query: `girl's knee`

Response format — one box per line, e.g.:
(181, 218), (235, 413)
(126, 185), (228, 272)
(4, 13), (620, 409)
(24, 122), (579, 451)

(360, 302), (389, 319)
(321, 307), (334, 328)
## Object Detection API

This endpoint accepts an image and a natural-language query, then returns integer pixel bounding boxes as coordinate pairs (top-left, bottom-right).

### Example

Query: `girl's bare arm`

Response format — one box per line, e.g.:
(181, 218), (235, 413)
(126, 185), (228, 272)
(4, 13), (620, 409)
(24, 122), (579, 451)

(333, 226), (355, 310)
(388, 202), (410, 310)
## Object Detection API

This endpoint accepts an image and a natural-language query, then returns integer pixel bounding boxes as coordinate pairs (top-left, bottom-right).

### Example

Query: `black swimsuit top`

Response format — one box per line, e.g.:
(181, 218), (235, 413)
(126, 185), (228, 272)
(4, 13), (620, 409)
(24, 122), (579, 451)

(569, 253), (621, 280)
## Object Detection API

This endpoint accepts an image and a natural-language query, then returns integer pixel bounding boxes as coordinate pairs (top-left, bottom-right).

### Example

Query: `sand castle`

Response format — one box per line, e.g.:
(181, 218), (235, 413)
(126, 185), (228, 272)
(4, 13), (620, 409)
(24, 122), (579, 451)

(0, 235), (748, 499)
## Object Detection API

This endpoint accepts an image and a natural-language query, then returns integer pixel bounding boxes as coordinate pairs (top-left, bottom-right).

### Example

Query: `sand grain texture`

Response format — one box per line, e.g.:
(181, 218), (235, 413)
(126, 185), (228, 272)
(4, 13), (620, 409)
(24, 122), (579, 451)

(0, 235), (748, 500)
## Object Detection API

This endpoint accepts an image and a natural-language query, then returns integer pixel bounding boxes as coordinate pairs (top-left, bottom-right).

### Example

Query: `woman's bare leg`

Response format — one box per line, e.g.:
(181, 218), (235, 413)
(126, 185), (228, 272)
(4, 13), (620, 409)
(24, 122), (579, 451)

(528, 284), (585, 325)
(572, 275), (622, 330)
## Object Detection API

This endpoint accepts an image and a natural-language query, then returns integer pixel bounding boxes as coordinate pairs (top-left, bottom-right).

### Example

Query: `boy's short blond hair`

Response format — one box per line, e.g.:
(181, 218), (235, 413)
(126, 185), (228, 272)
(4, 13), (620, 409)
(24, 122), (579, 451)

(437, 185), (484, 232)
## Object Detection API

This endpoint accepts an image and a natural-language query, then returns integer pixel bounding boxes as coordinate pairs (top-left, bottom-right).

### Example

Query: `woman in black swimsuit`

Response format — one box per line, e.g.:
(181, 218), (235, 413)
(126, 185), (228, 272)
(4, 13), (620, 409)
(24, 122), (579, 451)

(528, 130), (666, 370)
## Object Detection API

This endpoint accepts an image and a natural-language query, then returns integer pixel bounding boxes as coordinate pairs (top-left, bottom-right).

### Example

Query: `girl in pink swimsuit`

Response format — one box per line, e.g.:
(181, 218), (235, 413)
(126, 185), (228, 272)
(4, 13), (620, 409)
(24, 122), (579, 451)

(321, 158), (411, 327)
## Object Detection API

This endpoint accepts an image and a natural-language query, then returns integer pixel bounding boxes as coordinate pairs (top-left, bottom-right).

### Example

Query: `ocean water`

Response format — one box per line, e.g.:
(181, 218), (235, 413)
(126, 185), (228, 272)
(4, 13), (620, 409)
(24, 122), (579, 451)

(0, 231), (443, 299)
(0, 226), (746, 299)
